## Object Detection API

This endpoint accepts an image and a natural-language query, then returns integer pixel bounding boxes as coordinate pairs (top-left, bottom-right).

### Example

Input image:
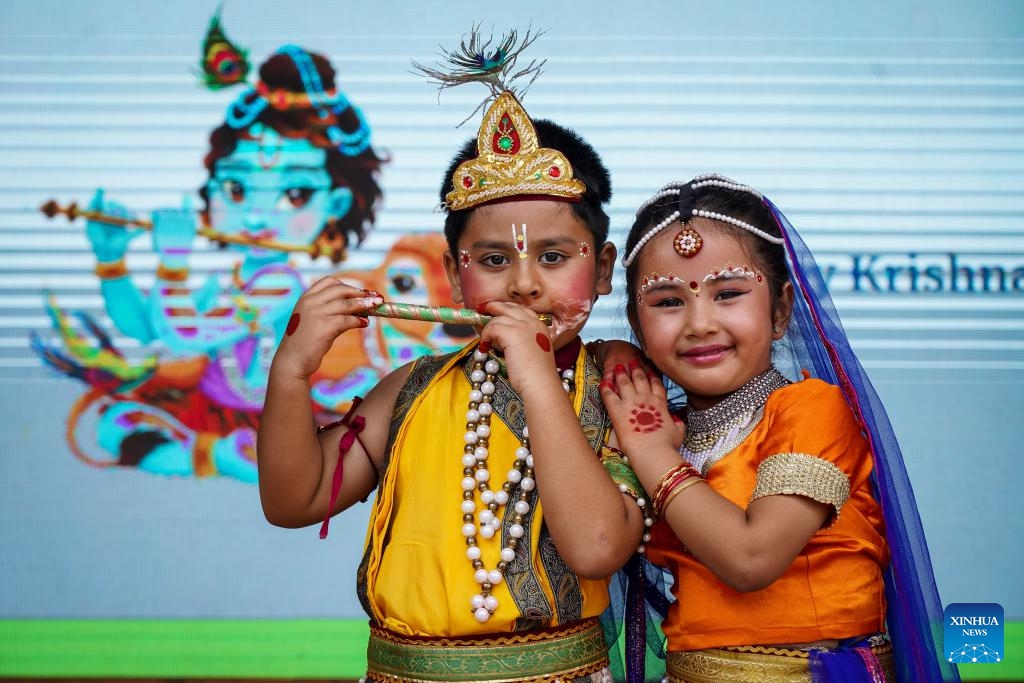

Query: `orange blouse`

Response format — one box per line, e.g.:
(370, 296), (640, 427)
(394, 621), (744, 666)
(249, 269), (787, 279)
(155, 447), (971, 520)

(647, 378), (889, 651)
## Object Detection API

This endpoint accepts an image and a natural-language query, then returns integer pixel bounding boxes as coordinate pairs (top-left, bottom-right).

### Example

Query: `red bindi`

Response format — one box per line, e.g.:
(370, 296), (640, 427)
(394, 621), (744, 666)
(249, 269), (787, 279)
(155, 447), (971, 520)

(285, 313), (300, 336)
(535, 333), (551, 352)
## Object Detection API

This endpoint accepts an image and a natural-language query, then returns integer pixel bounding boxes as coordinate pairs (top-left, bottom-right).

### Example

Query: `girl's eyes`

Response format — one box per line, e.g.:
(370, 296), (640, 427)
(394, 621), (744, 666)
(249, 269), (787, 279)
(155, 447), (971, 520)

(714, 288), (747, 301)
(276, 187), (317, 210)
(645, 288), (749, 307)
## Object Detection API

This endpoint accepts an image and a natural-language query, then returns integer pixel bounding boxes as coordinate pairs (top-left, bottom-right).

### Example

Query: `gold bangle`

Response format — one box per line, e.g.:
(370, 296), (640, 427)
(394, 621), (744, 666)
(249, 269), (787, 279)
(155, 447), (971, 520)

(95, 258), (128, 279)
(156, 263), (189, 281)
(659, 476), (705, 517)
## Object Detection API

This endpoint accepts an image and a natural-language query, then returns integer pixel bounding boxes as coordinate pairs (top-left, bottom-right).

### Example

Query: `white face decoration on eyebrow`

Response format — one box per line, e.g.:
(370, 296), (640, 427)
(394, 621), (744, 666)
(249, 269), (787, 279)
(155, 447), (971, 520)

(637, 272), (684, 305)
(512, 224), (528, 259)
(459, 249), (472, 268)
(703, 262), (765, 285)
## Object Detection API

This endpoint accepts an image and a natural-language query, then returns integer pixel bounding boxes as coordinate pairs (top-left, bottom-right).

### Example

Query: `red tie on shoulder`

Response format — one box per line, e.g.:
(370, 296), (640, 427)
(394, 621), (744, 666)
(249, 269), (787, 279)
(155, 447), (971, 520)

(319, 397), (366, 540)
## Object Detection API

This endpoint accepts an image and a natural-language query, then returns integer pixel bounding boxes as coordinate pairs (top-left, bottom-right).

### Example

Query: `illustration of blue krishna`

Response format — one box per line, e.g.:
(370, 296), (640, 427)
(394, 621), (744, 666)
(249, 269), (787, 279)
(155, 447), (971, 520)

(34, 14), (472, 481)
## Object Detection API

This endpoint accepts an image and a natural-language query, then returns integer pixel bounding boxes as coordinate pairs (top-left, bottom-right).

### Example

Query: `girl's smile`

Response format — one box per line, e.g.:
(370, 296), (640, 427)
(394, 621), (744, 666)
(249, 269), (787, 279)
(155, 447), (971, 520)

(632, 219), (790, 410)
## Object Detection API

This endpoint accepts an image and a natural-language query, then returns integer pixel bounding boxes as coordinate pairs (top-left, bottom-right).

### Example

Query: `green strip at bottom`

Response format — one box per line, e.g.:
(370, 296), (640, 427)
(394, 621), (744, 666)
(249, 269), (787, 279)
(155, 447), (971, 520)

(0, 619), (1020, 680)
(0, 620), (370, 679)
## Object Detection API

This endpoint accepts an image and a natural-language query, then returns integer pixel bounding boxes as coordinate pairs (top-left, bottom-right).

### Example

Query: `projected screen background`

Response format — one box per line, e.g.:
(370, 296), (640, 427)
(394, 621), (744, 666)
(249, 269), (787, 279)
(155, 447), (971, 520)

(1, 0), (1020, 653)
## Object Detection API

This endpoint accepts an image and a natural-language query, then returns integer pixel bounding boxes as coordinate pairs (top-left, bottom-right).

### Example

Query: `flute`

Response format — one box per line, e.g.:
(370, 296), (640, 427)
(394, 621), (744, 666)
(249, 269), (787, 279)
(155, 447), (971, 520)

(363, 302), (552, 326)
(39, 199), (317, 255)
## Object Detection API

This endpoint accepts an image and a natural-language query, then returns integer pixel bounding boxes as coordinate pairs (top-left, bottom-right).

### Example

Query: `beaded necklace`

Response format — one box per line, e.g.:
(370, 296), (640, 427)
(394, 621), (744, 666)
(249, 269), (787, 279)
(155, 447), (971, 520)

(460, 346), (575, 623)
(681, 366), (789, 475)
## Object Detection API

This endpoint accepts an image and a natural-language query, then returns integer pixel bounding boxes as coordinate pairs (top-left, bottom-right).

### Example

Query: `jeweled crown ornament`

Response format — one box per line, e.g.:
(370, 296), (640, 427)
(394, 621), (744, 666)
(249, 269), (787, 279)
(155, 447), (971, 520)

(412, 26), (586, 211)
(445, 92), (586, 210)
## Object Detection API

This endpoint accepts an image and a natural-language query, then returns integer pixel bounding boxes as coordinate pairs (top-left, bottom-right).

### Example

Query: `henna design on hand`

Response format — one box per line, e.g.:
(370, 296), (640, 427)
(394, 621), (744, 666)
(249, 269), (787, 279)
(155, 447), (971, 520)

(535, 333), (551, 352)
(285, 313), (300, 336)
(629, 403), (664, 433)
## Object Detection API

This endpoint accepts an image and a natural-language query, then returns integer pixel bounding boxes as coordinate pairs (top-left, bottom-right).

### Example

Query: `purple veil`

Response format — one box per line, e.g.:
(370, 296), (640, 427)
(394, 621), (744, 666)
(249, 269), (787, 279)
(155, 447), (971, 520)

(767, 198), (958, 682)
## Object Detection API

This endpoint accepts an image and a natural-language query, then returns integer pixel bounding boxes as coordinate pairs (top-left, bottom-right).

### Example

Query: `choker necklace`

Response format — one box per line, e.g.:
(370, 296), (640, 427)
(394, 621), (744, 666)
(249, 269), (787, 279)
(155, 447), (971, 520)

(682, 367), (789, 471)
(461, 346), (575, 623)
(685, 366), (788, 433)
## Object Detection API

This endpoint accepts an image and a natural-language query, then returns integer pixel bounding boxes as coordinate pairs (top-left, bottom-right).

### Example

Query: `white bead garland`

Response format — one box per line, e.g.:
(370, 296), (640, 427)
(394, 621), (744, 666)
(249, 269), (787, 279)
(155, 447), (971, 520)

(460, 347), (575, 623)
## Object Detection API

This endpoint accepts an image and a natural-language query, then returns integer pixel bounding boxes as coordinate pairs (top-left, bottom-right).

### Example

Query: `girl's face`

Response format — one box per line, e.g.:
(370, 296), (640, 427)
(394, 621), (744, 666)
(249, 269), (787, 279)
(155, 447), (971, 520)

(632, 220), (791, 409)
(206, 123), (352, 257)
(442, 199), (615, 351)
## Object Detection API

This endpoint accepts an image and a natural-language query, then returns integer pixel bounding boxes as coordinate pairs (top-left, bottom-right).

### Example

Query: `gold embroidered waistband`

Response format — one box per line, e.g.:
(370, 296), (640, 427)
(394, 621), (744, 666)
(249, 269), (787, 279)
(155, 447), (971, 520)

(666, 641), (895, 682)
(365, 618), (609, 682)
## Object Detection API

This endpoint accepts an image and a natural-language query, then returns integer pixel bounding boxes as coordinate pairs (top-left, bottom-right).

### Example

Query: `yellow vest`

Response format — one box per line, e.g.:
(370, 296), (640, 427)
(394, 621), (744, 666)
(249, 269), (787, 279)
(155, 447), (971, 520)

(357, 343), (612, 636)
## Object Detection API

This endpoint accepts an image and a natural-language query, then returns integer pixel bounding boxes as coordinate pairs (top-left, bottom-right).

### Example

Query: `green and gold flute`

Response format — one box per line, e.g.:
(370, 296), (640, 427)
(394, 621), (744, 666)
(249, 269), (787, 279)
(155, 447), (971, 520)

(364, 302), (552, 326)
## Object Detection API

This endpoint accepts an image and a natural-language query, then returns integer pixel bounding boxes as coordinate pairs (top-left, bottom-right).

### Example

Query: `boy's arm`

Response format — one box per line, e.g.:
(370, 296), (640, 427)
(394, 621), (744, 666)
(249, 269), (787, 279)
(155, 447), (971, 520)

(521, 381), (646, 579)
(258, 361), (410, 528)
(479, 302), (645, 579)
(257, 277), (391, 528)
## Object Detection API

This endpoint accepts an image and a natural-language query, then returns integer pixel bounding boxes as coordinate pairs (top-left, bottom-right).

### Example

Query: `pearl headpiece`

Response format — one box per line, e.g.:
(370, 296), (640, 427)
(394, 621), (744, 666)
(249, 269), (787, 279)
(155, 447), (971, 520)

(621, 174), (785, 268)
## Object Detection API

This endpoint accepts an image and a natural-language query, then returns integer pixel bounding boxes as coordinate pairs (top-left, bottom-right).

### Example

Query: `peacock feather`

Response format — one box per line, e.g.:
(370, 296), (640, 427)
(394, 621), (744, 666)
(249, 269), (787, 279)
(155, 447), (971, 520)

(411, 24), (546, 126)
(198, 5), (251, 90)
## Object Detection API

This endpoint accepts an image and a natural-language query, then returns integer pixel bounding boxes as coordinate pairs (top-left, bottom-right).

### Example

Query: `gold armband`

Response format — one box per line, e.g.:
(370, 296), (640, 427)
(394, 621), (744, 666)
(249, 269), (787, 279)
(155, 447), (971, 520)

(751, 453), (850, 521)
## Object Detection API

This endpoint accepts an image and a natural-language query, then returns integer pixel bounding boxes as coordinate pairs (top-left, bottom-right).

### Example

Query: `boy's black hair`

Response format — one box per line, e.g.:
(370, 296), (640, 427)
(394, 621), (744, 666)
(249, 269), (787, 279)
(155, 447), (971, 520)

(439, 119), (612, 253)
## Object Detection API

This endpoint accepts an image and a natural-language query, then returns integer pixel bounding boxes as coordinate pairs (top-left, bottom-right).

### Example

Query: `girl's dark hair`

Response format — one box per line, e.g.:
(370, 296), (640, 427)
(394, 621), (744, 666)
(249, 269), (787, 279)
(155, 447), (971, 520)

(200, 49), (387, 262)
(438, 119), (611, 253)
(623, 180), (789, 334)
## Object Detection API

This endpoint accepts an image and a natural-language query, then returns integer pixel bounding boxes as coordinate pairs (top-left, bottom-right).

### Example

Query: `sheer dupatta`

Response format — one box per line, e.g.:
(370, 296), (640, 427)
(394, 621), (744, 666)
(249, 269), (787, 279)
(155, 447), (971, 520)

(767, 198), (958, 682)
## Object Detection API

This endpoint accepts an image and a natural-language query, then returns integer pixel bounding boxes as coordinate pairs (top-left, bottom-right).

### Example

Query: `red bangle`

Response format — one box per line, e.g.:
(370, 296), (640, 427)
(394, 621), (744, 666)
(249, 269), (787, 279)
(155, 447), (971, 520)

(652, 461), (702, 518)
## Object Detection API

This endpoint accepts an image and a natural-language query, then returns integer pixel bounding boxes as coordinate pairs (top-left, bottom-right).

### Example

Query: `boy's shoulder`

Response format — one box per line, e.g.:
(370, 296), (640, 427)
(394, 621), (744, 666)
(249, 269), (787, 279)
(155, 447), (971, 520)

(395, 345), (473, 398)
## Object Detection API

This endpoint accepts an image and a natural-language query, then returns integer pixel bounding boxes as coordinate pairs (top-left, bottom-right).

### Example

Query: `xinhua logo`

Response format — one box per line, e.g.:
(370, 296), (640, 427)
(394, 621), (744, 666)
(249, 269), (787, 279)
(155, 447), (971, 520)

(944, 603), (1003, 664)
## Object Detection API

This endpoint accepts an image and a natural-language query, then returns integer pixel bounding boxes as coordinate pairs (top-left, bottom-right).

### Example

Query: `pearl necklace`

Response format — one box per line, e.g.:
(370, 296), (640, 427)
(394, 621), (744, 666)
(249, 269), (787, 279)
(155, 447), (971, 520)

(461, 346), (575, 623)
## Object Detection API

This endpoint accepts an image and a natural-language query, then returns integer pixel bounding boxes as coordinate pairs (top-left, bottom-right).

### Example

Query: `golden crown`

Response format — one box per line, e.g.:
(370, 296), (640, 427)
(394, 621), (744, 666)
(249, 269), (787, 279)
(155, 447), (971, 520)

(444, 92), (587, 211)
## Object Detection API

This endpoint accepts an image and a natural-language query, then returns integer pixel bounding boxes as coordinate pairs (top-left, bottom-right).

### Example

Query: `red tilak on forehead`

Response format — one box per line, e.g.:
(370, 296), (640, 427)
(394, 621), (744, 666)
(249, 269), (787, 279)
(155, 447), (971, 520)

(513, 224), (528, 259)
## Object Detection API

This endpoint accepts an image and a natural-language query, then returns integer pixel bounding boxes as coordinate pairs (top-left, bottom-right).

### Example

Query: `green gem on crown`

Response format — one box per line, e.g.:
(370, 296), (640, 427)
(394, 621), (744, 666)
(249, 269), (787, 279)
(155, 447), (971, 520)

(498, 135), (514, 151)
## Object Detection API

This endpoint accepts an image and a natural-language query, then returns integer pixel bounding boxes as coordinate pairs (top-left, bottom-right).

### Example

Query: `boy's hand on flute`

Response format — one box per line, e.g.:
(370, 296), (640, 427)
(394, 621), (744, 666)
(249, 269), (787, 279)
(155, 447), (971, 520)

(271, 277), (383, 383)
(477, 301), (559, 397)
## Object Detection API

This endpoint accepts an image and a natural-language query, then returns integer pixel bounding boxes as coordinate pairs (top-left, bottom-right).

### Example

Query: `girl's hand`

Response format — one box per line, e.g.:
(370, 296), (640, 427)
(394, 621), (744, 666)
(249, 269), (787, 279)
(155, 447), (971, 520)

(587, 339), (658, 378)
(477, 301), (559, 396)
(599, 362), (684, 457)
(271, 277), (383, 382)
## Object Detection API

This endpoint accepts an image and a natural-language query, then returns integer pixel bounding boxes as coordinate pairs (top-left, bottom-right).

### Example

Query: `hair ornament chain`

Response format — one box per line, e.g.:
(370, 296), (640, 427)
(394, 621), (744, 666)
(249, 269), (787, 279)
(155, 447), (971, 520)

(621, 174), (782, 267)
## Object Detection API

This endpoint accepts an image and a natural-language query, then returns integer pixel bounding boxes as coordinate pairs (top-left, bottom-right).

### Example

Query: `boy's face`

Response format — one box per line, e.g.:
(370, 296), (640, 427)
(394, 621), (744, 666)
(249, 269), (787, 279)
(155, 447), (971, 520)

(443, 200), (615, 350)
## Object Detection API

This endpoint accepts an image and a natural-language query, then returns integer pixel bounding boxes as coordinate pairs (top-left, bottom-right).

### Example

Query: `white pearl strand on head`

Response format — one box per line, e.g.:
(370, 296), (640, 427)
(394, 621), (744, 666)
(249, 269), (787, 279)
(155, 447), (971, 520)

(621, 175), (783, 267)
(461, 347), (575, 623)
